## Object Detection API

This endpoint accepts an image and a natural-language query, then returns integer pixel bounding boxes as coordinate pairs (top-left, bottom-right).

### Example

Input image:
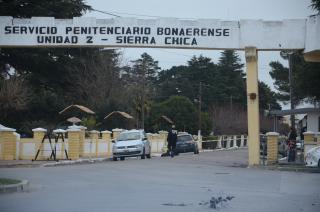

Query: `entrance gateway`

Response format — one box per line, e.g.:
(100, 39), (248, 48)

(1, 16), (320, 166)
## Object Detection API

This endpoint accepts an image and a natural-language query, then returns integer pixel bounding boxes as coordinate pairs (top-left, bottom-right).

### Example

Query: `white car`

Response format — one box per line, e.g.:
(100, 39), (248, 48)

(112, 130), (151, 161)
(305, 146), (320, 168)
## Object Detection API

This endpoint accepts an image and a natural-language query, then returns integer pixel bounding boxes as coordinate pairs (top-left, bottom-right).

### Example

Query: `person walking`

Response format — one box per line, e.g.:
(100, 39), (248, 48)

(167, 125), (177, 158)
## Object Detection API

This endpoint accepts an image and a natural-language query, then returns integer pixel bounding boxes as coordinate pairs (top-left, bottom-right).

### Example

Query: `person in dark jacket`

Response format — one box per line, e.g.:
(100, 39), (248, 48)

(287, 127), (297, 162)
(167, 125), (177, 157)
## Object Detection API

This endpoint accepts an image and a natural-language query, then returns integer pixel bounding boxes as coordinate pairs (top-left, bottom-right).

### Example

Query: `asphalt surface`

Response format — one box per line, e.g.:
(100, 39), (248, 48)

(0, 149), (320, 212)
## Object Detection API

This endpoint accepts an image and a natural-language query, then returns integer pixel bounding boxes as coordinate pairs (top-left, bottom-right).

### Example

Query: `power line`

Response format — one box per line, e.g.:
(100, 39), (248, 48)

(91, 9), (121, 17)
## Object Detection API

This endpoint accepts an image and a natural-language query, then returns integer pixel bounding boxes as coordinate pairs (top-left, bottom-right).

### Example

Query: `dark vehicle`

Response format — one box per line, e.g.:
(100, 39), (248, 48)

(175, 133), (199, 154)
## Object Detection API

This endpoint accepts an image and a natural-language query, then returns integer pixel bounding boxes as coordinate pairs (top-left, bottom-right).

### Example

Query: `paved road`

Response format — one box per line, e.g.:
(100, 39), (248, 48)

(0, 149), (319, 212)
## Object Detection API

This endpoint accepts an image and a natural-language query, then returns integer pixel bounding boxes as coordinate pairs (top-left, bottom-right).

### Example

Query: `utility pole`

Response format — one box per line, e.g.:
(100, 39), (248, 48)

(288, 53), (295, 128)
(141, 61), (146, 129)
(198, 82), (202, 137)
(280, 51), (295, 129)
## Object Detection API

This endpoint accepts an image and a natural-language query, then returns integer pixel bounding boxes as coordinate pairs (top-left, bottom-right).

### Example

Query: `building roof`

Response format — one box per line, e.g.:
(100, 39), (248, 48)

(104, 111), (133, 119)
(269, 108), (320, 116)
(59, 105), (95, 115)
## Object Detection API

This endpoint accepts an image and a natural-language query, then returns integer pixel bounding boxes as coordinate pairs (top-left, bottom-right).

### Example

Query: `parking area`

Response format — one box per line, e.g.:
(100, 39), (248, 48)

(0, 149), (320, 212)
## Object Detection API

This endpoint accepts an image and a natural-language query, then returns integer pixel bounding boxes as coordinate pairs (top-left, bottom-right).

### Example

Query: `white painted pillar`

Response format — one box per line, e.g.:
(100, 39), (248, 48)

(217, 136), (222, 149)
(233, 135), (238, 148)
(226, 136), (231, 149)
(240, 135), (245, 147)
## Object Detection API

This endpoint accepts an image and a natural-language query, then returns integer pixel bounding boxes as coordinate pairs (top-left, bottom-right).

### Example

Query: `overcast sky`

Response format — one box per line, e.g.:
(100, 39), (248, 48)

(84, 0), (314, 91)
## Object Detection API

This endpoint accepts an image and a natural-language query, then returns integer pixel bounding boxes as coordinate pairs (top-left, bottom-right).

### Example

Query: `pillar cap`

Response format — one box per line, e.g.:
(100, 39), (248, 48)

(78, 125), (87, 130)
(101, 130), (112, 133)
(303, 131), (315, 135)
(90, 130), (100, 134)
(68, 125), (87, 130)
(158, 130), (168, 134)
(112, 128), (123, 132)
(266, 132), (279, 136)
(0, 127), (16, 132)
(32, 128), (47, 132)
(54, 129), (67, 133)
(67, 128), (80, 132)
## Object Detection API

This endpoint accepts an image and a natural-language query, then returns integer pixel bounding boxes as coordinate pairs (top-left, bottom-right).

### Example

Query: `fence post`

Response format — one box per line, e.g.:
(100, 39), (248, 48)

(32, 128), (47, 160)
(226, 136), (231, 149)
(90, 130), (100, 157)
(0, 127), (17, 160)
(197, 134), (202, 151)
(112, 128), (122, 140)
(217, 136), (222, 149)
(240, 135), (244, 147)
(67, 128), (80, 160)
(266, 132), (279, 165)
(102, 130), (112, 156)
(233, 135), (238, 148)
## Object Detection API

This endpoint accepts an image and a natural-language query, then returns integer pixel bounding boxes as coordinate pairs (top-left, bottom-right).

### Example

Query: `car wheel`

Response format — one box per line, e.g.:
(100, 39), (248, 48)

(141, 149), (146, 159)
(120, 157), (125, 161)
(113, 157), (118, 161)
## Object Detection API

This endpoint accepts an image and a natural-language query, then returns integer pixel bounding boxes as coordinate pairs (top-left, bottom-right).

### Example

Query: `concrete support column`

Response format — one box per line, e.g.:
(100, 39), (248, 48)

(245, 47), (260, 166)
(226, 136), (231, 149)
(217, 136), (222, 149)
(233, 135), (238, 148)
(0, 127), (17, 160)
(67, 128), (81, 160)
(303, 131), (316, 155)
(159, 131), (168, 153)
(102, 130), (112, 156)
(112, 128), (122, 140)
(90, 130), (100, 157)
(266, 132), (279, 165)
(240, 135), (245, 147)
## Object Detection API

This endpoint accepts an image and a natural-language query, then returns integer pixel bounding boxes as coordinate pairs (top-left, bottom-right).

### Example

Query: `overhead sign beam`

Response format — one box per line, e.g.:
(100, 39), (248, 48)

(1, 16), (319, 52)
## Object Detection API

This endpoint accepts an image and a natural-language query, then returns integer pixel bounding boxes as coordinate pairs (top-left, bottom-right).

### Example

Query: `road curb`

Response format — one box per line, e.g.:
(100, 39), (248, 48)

(263, 165), (320, 173)
(0, 180), (29, 193)
(42, 158), (111, 167)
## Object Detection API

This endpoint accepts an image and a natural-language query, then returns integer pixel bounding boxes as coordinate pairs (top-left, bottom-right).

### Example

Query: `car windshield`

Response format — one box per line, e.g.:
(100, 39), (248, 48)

(118, 132), (141, 141)
(177, 135), (193, 142)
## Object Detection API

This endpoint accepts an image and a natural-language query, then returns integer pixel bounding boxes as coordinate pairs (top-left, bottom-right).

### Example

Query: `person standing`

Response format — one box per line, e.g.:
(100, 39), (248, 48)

(287, 127), (297, 162)
(167, 125), (177, 158)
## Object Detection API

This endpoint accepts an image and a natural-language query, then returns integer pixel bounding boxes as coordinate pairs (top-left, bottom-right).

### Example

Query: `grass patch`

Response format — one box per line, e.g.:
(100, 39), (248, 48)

(0, 178), (21, 185)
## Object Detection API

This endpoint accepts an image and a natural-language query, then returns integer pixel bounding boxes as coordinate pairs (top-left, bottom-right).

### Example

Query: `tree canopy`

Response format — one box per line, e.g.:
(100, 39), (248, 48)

(269, 52), (320, 105)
